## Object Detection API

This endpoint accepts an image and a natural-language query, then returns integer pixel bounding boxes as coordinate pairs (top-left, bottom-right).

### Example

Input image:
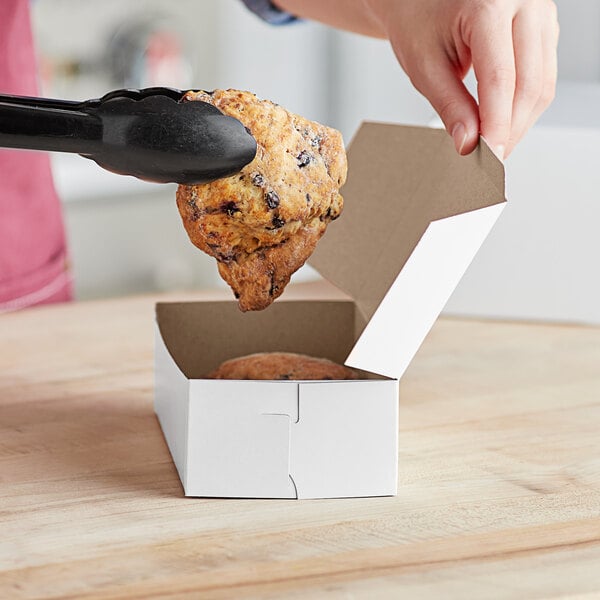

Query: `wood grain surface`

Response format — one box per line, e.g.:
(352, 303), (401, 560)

(1, 285), (600, 599)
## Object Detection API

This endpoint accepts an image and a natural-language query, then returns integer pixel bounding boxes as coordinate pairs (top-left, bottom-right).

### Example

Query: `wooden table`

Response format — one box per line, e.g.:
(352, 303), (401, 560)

(2, 287), (600, 599)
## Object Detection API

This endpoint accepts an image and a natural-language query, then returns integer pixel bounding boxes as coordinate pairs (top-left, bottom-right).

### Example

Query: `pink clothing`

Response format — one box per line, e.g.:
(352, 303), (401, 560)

(0, 0), (72, 311)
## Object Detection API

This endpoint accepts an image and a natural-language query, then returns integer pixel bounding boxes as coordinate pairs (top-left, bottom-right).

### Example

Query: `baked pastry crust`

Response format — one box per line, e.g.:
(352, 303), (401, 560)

(176, 89), (347, 311)
(208, 352), (358, 381)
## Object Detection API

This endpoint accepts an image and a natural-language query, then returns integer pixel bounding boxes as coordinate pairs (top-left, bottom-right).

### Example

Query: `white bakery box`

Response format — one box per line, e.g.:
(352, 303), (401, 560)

(154, 122), (506, 499)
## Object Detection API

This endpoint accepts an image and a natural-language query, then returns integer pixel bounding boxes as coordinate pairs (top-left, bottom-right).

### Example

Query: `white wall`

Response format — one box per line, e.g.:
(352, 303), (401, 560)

(443, 4), (600, 324)
(212, 0), (332, 125)
(328, 31), (434, 141)
(555, 0), (600, 81)
(444, 83), (600, 325)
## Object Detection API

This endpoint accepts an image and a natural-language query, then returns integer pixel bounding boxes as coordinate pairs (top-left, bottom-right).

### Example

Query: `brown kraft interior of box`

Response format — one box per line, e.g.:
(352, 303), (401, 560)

(155, 299), (382, 380)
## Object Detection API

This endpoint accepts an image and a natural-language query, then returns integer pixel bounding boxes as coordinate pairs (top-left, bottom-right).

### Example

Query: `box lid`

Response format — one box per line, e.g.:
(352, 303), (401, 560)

(309, 123), (506, 379)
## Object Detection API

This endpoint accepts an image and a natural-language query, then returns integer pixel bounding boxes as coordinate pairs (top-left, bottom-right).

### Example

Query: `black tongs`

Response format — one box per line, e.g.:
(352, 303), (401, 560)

(0, 87), (257, 184)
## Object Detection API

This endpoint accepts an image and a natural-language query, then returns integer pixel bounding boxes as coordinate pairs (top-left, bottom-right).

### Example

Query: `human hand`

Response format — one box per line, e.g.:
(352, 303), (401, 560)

(367, 0), (559, 159)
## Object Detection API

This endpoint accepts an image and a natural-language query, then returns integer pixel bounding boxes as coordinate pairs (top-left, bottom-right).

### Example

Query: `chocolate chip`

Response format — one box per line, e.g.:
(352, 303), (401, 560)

(252, 173), (265, 187)
(212, 249), (235, 263)
(265, 191), (280, 209)
(297, 151), (312, 168)
(320, 207), (334, 222)
(306, 193), (311, 203)
(188, 205), (201, 221)
(271, 216), (285, 229)
(221, 201), (240, 217)
(269, 271), (279, 296)
(234, 291), (240, 299)
(310, 135), (322, 148)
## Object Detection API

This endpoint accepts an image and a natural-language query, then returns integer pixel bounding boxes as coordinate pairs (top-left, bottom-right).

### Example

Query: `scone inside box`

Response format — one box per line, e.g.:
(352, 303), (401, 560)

(155, 122), (506, 499)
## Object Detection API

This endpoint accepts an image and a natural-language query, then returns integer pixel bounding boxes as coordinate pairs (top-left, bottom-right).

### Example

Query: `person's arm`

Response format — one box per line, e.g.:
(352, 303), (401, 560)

(274, 0), (559, 159)
(273, 0), (385, 37)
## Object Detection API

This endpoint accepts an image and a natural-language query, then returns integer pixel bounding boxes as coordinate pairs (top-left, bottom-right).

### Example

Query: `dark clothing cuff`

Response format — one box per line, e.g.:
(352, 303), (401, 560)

(240, 0), (298, 25)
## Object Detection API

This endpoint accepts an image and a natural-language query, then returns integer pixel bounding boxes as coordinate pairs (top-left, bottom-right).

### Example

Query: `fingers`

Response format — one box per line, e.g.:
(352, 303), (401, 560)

(512, 3), (559, 155)
(387, 0), (558, 158)
(469, 6), (516, 159)
(505, 7), (543, 156)
(536, 4), (559, 115)
(505, 2), (559, 156)
(466, 0), (558, 159)
(401, 48), (480, 155)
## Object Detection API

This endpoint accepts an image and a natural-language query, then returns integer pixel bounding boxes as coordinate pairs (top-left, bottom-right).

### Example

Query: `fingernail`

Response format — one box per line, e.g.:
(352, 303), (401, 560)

(451, 123), (468, 155)
(493, 145), (505, 161)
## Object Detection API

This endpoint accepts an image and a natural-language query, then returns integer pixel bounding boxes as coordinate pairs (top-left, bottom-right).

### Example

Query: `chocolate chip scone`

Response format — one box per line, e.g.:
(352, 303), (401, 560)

(176, 89), (347, 311)
(208, 352), (358, 380)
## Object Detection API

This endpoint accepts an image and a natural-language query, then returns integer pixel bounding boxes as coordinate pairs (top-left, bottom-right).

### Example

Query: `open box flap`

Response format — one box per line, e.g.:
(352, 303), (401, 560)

(309, 123), (506, 379)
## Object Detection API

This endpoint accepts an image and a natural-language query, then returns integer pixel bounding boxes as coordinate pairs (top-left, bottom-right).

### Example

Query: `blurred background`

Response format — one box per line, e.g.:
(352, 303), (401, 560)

(31, 0), (600, 323)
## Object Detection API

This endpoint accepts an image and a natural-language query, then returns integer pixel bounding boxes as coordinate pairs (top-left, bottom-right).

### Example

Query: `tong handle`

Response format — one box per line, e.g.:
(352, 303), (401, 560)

(0, 88), (183, 111)
(0, 93), (82, 111)
(0, 95), (102, 154)
(0, 88), (257, 184)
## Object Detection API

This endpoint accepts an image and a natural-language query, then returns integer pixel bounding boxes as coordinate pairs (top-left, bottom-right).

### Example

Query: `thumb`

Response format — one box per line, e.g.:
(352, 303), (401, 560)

(403, 51), (480, 155)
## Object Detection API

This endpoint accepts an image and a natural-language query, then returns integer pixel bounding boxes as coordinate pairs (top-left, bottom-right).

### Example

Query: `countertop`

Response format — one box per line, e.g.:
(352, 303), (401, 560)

(1, 286), (600, 599)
